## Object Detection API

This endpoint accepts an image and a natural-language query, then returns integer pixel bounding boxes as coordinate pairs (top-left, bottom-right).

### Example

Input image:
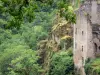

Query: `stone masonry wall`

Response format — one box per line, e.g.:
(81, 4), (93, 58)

(73, 0), (100, 75)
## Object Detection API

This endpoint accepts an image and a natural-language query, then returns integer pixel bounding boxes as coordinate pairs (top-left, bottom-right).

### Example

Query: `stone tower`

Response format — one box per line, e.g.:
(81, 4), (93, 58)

(73, 0), (100, 75)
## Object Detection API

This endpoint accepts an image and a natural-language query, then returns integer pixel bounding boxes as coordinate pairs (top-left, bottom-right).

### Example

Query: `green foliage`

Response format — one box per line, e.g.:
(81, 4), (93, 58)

(0, 44), (42, 75)
(0, 0), (37, 29)
(8, 48), (42, 75)
(0, 5), (56, 74)
(49, 48), (74, 75)
(20, 12), (55, 49)
(0, 28), (12, 44)
(36, 0), (76, 23)
(0, 27), (43, 75)
(57, 0), (76, 23)
(85, 58), (100, 75)
(0, 0), (75, 75)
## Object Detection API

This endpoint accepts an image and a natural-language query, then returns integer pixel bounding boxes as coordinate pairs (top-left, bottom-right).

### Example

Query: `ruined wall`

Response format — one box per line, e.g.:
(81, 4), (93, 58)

(73, 0), (100, 75)
(74, 8), (89, 75)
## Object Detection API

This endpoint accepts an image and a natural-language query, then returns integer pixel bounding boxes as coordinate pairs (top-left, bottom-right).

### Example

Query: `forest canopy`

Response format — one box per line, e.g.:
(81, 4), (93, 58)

(0, 0), (77, 75)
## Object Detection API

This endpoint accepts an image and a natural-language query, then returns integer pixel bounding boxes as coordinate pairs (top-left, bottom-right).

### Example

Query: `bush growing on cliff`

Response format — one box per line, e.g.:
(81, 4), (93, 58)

(85, 58), (100, 75)
(49, 47), (74, 75)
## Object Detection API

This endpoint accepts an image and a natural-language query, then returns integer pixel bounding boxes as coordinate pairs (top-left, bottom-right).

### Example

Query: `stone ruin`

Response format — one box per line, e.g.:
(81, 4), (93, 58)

(73, 0), (100, 75)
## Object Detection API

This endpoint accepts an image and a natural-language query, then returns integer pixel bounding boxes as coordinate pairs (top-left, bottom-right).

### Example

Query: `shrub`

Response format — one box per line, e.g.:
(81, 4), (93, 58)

(49, 48), (74, 75)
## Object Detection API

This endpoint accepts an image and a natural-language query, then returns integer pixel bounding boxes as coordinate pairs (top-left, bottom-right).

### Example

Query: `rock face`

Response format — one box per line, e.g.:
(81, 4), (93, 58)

(73, 0), (100, 75)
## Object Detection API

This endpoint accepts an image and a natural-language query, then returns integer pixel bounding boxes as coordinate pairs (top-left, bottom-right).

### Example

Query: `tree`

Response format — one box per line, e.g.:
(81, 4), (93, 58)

(0, 45), (43, 75)
(49, 48), (74, 75)
(0, 0), (37, 29)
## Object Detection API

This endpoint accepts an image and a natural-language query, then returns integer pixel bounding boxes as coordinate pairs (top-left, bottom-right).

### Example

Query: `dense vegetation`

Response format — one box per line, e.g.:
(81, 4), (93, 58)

(85, 58), (100, 75)
(0, 0), (76, 75)
(49, 48), (74, 75)
(2, 0), (99, 75)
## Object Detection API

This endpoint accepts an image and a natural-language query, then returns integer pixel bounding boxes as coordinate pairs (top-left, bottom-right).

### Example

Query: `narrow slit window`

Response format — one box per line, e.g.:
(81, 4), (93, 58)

(82, 46), (83, 52)
(82, 31), (84, 35)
